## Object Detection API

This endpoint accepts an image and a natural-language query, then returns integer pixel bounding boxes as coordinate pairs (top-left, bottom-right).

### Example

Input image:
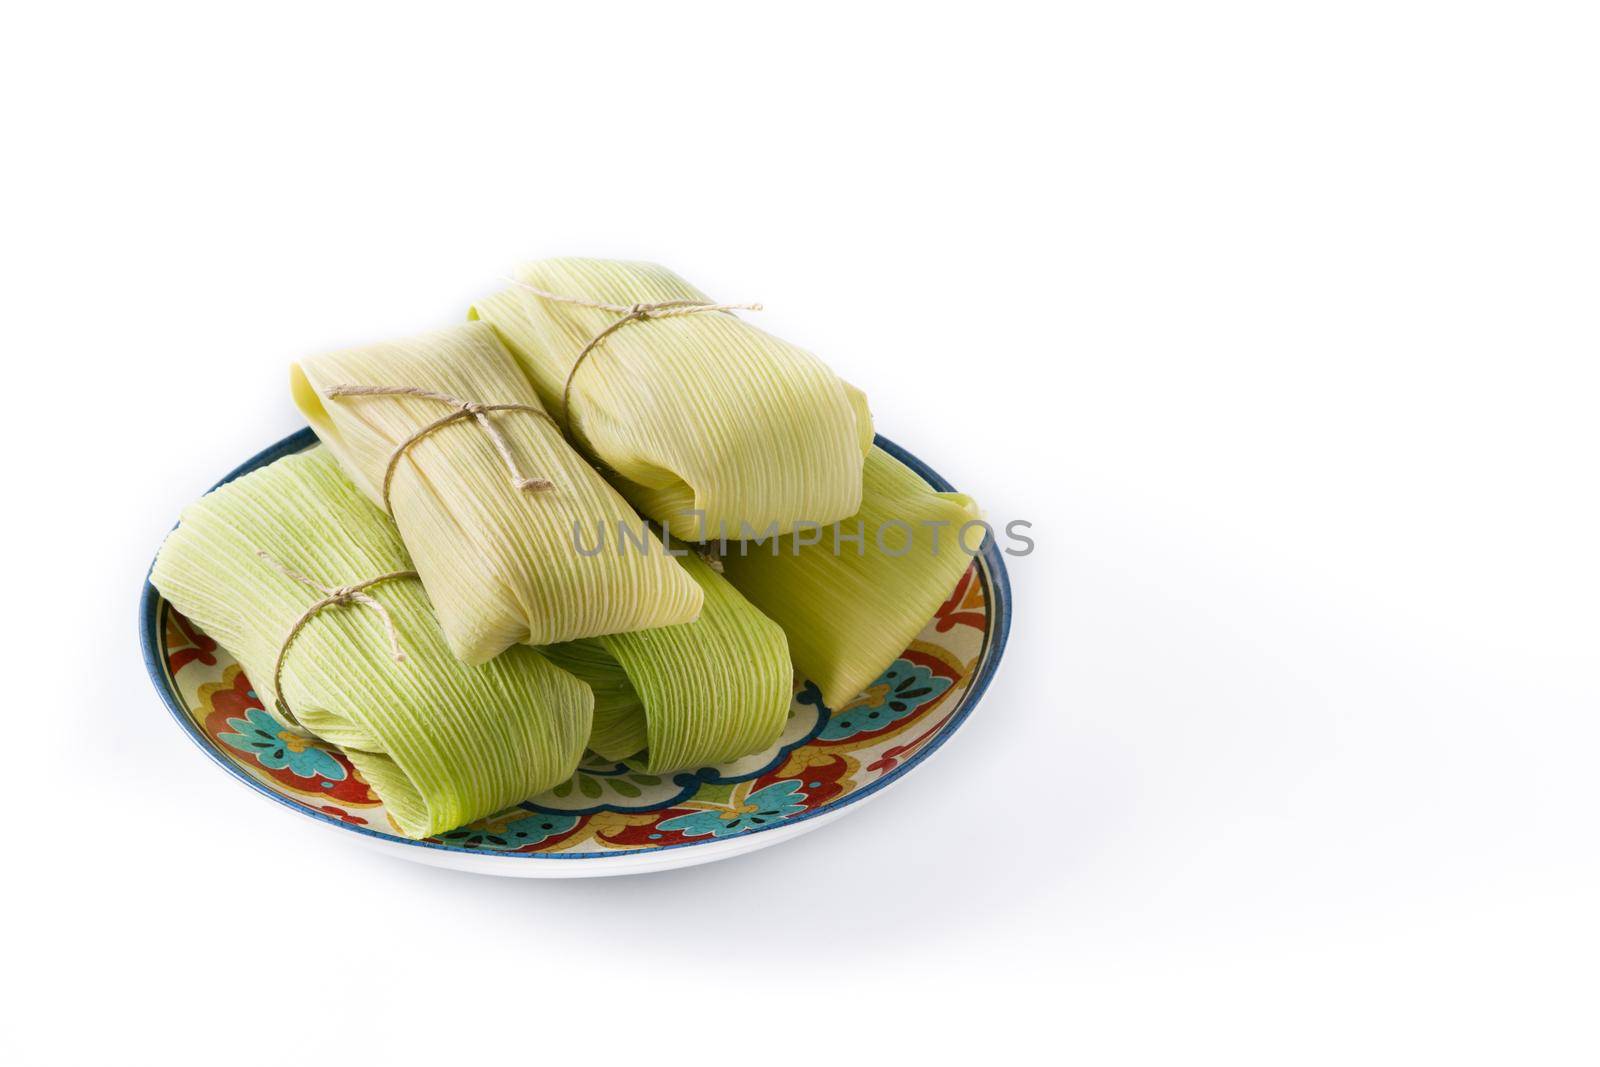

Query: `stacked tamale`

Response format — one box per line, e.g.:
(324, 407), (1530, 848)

(151, 449), (594, 839)
(290, 321), (702, 662)
(151, 257), (984, 839)
(472, 258), (875, 540)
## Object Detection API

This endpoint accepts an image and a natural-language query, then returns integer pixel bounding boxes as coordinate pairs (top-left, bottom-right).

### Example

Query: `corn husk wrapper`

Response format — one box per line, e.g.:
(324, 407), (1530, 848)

(291, 321), (703, 664)
(471, 258), (875, 541)
(534, 639), (648, 761)
(720, 446), (981, 708)
(150, 449), (594, 840)
(541, 554), (792, 770)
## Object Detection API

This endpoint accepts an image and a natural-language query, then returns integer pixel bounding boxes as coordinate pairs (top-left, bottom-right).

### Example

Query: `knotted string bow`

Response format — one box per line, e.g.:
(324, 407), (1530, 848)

(324, 385), (558, 513)
(507, 278), (762, 427)
(259, 550), (417, 727)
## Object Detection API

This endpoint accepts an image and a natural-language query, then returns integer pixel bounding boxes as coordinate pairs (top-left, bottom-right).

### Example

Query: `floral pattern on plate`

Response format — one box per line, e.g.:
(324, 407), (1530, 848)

(145, 430), (1008, 863)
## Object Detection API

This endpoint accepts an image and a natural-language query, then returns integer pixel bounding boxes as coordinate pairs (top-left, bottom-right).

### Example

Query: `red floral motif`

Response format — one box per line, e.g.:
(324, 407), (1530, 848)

(933, 564), (987, 634)
(866, 711), (957, 775)
(591, 755), (854, 848)
(510, 818), (587, 853)
(318, 806), (368, 825)
(589, 810), (697, 849)
(165, 610), (219, 674)
(199, 668), (380, 808)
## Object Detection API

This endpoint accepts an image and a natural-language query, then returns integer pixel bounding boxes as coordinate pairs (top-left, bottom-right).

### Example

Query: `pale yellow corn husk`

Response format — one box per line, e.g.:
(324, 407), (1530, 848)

(470, 258), (875, 541)
(291, 321), (703, 664)
(150, 449), (594, 839)
(720, 446), (981, 708)
(541, 554), (792, 771)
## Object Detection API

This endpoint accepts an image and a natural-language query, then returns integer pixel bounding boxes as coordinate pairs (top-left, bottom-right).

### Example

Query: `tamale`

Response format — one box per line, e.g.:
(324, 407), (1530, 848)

(471, 257), (875, 541)
(541, 554), (792, 771)
(290, 321), (703, 664)
(719, 446), (981, 708)
(150, 449), (594, 839)
(536, 639), (648, 762)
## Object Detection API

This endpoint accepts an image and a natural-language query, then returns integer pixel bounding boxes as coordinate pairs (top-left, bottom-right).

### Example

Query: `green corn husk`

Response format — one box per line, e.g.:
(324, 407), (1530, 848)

(720, 446), (981, 709)
(535, 638), (648, 761)
(150, 449), (594, 839)
(540, 554), (792, 771)
(291, 321), (703, 664)
(471, 257), (875, 541)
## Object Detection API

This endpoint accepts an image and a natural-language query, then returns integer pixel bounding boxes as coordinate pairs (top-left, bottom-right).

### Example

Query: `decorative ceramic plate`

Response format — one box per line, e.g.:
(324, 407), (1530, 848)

(140, 429), (1011, 877)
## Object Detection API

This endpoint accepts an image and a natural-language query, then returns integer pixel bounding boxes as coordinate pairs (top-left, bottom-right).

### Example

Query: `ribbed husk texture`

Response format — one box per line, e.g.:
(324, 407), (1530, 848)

(541, 554), (793, 771)
(291, 321), (703, 664)
(535, 638), (648, 762)
(720, 446), (981, 708)
(150, 449), (594, 839)
(471, 258), (874, 541)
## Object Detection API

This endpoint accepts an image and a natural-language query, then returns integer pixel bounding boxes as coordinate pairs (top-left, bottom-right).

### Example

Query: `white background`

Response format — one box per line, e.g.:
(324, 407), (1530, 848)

(2, 2), (1595, 1062)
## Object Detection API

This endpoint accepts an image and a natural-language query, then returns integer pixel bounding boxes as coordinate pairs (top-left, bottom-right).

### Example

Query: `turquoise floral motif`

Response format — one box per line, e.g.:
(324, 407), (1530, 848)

(219, 708), (345, 781)
(818, 660), (951, 740)
(436, 813), (581, 850)
(657, 780), (808, 839)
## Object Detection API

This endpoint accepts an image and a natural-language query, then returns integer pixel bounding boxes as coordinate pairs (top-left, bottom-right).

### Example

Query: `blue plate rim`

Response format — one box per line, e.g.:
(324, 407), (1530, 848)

(139, 429), (1013, 861)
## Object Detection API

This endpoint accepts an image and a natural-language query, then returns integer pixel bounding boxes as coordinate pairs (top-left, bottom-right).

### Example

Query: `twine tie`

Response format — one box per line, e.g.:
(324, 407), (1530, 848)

(325, 385), (558, 513)
(506, 278), (762, 427)
(258, 550), (417, 727)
